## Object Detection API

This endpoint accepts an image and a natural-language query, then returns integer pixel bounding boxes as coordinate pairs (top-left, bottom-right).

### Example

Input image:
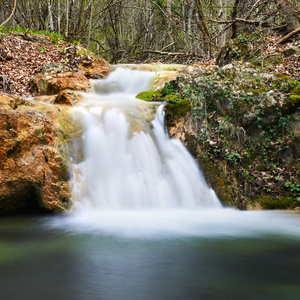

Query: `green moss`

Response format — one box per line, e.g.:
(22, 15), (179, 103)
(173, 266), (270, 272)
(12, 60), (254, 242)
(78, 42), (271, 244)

(274, 74), (291, 80)
(260, 195), (295, 209)
(289, 94), (300, 103)
(58, 110), (83, 144)
(255, 164), (266, 172)
(291, 86), (300, 95)
(165, 99), (191, 127)
(247, 87), (269, 95)
(136, 90), (162, 101)
(198, 158), (235, 207)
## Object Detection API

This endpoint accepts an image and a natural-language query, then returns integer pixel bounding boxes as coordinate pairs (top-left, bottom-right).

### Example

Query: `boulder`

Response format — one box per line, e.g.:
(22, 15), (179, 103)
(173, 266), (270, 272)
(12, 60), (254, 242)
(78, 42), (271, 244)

(38, 62), (71, 74)
(31, 71), (91, 96)
(0, 93), (71, 215)
(282, 46), (299, 58)
(54, 89), (82, 106)
(78, 57), (111, 79)
(0, 92), (35, 109)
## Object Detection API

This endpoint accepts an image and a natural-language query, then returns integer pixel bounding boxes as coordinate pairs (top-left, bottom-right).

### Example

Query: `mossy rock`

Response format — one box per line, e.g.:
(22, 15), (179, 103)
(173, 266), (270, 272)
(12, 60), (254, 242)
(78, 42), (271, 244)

(58, 110), (84, 163)
(260, 195), (296, 209)
(290, 94), (300, 103)
(165, 99), (191, 127)
(136, 90), (162, 101)
(263, 54), (283, 67)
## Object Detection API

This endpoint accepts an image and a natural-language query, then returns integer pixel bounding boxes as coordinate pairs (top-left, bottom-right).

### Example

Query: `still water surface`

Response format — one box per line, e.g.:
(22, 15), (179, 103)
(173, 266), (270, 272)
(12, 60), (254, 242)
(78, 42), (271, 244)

(0, 210), (300, 300)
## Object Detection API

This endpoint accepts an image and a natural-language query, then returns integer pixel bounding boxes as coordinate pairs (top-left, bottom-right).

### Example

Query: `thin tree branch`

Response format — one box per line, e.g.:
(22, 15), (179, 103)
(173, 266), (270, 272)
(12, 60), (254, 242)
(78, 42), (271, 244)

(0, 0), (17, 28)
(276, 26), (300, 44)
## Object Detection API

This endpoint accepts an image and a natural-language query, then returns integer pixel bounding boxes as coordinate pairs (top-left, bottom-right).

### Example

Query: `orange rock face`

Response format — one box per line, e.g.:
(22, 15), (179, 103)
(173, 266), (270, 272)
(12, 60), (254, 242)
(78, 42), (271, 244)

(0, 93), (71, 215)
(78, 57), (111, 79)
(54, 89), (82, 106)
(30, 58), (111, 96)
(32, 71), (91, 96)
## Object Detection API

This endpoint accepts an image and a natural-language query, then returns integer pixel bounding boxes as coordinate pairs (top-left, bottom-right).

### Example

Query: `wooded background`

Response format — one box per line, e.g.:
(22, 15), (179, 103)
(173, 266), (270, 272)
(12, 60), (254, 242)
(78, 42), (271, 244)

(1, 0), (300, 63)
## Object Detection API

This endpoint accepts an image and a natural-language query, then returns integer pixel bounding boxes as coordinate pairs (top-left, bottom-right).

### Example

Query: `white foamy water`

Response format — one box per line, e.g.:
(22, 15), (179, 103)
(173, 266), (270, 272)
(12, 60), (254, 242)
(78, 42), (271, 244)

(70, 68), (221, 211)
(59, 67), (300, 238)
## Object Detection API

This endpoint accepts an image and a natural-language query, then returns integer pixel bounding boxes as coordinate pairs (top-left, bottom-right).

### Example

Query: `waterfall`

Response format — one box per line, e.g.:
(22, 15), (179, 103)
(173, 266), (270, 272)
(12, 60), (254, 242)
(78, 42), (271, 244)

(70, 68), (221, 211)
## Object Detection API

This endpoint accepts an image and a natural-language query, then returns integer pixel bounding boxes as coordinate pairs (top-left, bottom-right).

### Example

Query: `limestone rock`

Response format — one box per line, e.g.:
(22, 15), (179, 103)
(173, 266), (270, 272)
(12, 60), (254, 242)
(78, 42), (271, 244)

(54, 89), (82, 106)
(0, 94), (71, 215)
(78, 57), (111, 79)
(31, 71), (91, 95)
(0, 92), (34, 109)
(38, 63), (71, 74)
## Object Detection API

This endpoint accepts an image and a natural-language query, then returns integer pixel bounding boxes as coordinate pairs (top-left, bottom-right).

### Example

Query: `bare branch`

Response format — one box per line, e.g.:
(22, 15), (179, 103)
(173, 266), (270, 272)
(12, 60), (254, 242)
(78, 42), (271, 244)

(0, 0), (17, 28)
(276, 26), (300, 44)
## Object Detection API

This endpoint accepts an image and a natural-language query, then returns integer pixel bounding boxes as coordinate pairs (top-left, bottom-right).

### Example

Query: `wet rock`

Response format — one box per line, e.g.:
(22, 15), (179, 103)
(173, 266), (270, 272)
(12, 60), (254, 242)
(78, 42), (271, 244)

(54, 89), (82, 106)
(162, 60), (300, 209)
(0, 92), (34, 109)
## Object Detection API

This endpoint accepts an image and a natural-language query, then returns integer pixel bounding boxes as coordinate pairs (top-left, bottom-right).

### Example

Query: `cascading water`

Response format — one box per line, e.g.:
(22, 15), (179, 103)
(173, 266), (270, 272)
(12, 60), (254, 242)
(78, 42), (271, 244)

(69, 68), (221, 212)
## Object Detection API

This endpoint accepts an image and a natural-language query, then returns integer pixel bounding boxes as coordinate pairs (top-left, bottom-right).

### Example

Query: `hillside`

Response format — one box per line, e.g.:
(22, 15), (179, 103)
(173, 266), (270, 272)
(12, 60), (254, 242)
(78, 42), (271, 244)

(0, 31), (91, 96)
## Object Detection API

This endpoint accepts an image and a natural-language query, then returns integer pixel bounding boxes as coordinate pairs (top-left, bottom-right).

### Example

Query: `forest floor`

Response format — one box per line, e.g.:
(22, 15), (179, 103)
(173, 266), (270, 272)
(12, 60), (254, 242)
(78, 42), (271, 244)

(0, 31), (90, 97)
(1, 30), (300, 98)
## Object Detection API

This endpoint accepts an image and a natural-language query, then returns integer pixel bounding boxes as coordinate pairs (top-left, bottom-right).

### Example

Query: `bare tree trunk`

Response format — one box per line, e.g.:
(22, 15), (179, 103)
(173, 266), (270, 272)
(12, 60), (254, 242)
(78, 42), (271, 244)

(279, 0), (300, 33)
(65, 0), (69, 37)
(69, 0), (75, 39)
(195, 0), (210, 40)
(218, 0), (227, 46)
(231, 0), (240, 38)
(188, 0), (195, 48)
(57, 0), (61, 34)
(87, 0), (94, 48)
(167, 0), (174, 44)
(47, 0), (54, 32)
(195, 0), (211, 57)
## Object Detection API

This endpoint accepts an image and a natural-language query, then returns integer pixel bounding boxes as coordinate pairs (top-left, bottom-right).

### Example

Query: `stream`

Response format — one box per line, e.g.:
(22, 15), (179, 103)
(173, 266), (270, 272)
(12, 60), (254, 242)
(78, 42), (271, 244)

(0, 67), (300, 300)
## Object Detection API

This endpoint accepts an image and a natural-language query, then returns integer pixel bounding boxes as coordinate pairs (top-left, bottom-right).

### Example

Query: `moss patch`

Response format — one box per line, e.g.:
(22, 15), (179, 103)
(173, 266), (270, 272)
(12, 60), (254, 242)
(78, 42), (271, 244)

(136, 90), (162, 101)
(260, 195), (296, 210)
(58, 110), (83, 144)
(165, 99), (191, 127)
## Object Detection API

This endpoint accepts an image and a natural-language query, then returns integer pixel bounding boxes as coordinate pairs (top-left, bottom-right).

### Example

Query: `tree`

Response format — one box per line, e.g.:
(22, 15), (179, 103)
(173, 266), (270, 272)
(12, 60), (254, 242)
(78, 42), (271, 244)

(0, 0), (17, 28)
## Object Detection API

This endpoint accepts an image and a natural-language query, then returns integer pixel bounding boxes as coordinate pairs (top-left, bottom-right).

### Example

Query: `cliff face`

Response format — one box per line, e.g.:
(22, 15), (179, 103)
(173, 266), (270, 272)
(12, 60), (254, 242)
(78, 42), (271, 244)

(0, 93), (71, 214)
